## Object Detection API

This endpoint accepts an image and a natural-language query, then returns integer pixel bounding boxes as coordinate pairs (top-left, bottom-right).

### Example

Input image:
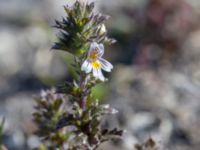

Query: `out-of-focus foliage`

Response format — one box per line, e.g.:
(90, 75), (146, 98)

(33, 89), (68, 149)
(134, 138), (159, 150)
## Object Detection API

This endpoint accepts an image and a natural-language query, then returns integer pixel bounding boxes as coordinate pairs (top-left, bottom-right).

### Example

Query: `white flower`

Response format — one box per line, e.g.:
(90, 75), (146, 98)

(81, 42), (113, 81)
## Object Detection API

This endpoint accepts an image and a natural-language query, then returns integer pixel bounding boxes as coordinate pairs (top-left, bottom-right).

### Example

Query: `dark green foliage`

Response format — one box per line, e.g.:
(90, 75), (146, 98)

(33, 89), (69, 149)
(52, 1), (116, 54)
(33, 88), (122, 149)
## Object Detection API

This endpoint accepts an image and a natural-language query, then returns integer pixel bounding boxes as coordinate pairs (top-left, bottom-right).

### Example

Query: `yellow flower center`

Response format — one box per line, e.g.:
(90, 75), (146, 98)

(91, 61), (101, 69)
(89, 48), (98, 60)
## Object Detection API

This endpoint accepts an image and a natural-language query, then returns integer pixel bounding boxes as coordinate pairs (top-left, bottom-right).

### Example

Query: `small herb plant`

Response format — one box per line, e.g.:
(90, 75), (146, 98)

(33, 1), (123, 150)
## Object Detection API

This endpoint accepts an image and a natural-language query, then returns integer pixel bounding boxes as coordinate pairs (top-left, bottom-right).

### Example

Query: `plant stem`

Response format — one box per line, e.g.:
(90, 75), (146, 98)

(79, 72), (89, 110)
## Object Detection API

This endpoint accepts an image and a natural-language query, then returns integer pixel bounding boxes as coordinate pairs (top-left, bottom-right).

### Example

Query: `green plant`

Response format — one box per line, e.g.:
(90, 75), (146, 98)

(33, 1), (122, 150)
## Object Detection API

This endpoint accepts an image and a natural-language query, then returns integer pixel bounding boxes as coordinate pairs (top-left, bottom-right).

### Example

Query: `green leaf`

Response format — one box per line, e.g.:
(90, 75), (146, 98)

(53, 99), (63, 111)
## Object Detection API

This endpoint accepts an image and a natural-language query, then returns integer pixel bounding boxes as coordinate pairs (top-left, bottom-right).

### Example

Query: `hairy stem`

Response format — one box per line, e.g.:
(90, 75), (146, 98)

(79, 72), (89, 110)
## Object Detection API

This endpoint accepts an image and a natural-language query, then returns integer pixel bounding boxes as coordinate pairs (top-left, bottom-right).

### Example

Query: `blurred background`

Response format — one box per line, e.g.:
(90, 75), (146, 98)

(1, 0), (200, 149)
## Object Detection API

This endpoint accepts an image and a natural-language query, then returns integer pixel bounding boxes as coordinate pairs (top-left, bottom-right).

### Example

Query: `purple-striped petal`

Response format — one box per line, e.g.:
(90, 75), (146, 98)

(99, 58), (113, 72)
(81, 60), (92, 73)
(89, 42), (98, 54)
(97, 43), (104, 57)
(93, 68), (105, 81)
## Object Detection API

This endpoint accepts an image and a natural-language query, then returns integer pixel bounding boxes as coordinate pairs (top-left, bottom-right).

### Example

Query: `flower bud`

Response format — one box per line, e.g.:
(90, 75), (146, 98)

(99, 24), (107, 35)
